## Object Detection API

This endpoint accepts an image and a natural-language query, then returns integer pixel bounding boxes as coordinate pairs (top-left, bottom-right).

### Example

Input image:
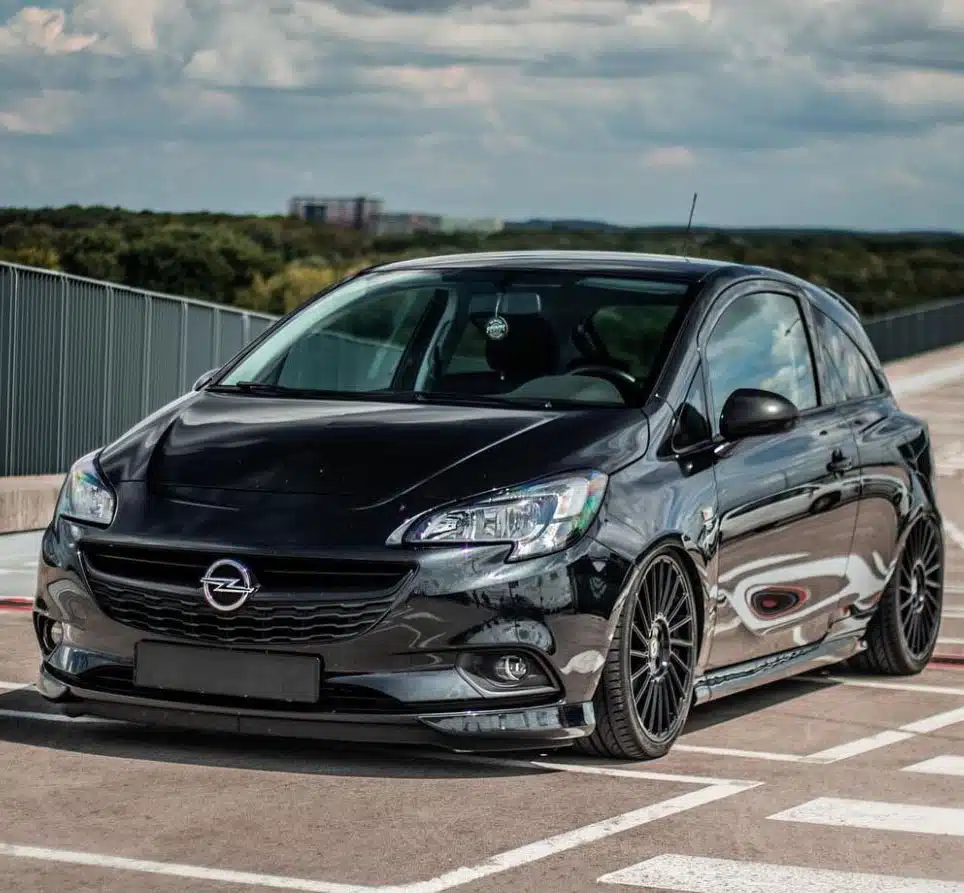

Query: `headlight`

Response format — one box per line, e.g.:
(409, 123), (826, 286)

(55, 452), (116, 527)
(393, 471), (608, 560)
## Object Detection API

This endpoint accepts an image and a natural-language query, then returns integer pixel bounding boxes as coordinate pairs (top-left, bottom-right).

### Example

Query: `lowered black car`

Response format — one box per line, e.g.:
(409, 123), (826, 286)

(34, 250), (944, 759)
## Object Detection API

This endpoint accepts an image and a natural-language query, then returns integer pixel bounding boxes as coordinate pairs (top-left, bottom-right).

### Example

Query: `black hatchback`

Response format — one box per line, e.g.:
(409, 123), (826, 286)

(34, 250), (945, 759)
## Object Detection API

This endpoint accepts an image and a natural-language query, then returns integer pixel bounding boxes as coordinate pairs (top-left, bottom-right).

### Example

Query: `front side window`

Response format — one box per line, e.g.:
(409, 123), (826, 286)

(812, 308), (882, 403)
(217, 270), (693, 408)
(705, 291), (817, 421)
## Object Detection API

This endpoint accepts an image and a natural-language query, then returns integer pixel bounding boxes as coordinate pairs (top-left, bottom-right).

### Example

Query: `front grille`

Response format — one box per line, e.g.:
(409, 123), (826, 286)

(81, 544), (416, 646)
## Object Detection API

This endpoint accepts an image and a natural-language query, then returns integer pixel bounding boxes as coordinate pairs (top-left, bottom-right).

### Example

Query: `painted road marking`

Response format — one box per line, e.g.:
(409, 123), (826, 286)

(598, 854), (964, 892)
(902, 756), (964, 778)
(769, 797), (964, 837)
(675, 703), (964, 765)
(890, 360), (964, 398)
(798, 675), (964, 697)
(900, 705), (964, 734)
(945, 521), (964, 552)
(0, 781), (759, 893)
(940, 638), (964, 646)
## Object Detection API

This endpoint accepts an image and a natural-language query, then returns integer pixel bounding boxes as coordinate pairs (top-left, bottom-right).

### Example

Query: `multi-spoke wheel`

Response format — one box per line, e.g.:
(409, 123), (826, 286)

(577, 547), (698, 760)
(856, 515), (944, 676)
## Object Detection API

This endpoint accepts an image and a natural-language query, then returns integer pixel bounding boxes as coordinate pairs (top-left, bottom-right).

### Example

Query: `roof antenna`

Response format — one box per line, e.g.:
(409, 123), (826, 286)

(679, 191), (698, 258)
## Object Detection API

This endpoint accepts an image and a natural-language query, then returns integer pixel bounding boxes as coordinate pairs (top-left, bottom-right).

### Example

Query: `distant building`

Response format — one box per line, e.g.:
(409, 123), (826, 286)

(287, 196), (384, 230)
(287, 196), (505, 237)
(439, 217), (504, 235)
(373, 213), (443, 236)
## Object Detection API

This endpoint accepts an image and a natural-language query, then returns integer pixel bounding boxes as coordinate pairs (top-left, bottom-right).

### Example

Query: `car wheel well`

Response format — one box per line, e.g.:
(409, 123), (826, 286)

(630, 536), (705, 657)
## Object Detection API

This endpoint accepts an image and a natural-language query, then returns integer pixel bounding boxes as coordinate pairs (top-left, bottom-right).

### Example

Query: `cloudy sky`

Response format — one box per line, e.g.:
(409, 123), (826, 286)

(0, 0), (962, 229)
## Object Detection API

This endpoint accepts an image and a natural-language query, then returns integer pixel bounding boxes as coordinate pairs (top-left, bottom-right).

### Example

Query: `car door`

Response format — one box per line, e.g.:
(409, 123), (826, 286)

(701, 285), (862, 670)
(808, 303), (909, 611)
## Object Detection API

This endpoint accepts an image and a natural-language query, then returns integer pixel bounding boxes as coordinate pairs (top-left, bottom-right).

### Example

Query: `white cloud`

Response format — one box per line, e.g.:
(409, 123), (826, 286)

(0, 0), (960, 228)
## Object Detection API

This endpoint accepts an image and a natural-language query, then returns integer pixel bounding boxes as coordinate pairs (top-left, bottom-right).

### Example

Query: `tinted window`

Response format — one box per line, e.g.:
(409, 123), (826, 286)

(674, 366), (711, 449)
(590, 304), (680, 380)
(705, 292), (817, 419)
(813, 309), (882, 403)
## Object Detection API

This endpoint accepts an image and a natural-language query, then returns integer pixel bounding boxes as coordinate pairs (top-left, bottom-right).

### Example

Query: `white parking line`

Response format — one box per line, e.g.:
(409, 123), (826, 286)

(0, 780), (759, 893)
(902, 756), (964, 778)
(769, 797), (964, 837)
(900, 705), (964, 734)
(939, 638), (964, 646)
(674, 702), (964, 766)
(598, 854), (964, 892)
(798, 676), (964, 697)
(945, 521), (964, 553)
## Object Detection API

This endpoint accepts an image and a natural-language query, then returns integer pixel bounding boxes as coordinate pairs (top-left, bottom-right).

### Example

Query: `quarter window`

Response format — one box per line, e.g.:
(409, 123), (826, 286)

(674, 366), (711, 450)
(812, 309), (882, 403)
(705, 292), (817, 421)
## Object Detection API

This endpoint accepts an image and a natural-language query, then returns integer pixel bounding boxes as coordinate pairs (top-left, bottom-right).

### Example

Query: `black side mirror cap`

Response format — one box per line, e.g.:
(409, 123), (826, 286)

(720, 388), (799, 441)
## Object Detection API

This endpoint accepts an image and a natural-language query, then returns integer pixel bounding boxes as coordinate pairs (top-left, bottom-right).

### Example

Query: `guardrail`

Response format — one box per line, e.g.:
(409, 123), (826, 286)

(2, 257), (962, 477)
(863, 296), (964, 364)
(0, 261), (276, 478)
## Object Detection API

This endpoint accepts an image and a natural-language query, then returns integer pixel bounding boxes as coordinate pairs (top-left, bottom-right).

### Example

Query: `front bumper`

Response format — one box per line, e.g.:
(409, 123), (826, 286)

(38, 666), (595, 751)
(33, 515), (630, 752)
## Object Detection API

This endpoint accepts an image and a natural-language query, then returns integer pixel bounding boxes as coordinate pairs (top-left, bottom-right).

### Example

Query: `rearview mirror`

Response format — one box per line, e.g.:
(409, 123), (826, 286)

(720, 388), (798, 441)
(192, 368), (219, 391)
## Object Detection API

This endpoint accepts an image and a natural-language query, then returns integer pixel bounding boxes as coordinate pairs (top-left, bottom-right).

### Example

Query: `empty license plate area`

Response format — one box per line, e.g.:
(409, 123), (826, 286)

(134, 641), (321, 703)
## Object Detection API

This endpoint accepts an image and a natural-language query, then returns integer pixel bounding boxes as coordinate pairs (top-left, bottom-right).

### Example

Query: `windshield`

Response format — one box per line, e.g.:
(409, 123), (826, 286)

(217, 268), (693, 408)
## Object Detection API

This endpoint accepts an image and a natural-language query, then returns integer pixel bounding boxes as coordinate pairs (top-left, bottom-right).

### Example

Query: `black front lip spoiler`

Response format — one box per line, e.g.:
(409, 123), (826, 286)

(38, 668), (595, 753)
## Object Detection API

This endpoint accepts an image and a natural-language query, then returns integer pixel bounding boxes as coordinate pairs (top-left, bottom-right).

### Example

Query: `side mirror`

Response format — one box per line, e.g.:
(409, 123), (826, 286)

(720, 388), (798, 441)
(192, 368), (219, 391)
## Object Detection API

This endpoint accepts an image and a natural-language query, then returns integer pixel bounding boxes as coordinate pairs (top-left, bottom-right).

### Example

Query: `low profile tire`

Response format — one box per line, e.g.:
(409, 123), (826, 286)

(855, 515), (944, 676)
(577, 547), (698, 760)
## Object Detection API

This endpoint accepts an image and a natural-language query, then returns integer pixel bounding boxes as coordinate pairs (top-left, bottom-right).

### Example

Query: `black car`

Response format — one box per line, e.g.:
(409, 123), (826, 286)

(34, 250), (945, 760)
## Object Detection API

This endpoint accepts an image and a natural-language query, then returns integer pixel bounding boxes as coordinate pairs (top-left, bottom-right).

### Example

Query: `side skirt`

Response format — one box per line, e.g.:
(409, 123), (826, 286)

(692, 631), (864, 705)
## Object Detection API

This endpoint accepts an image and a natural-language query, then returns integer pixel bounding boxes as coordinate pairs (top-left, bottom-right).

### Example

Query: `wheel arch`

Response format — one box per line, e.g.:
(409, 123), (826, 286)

(622, 532), (709, 669)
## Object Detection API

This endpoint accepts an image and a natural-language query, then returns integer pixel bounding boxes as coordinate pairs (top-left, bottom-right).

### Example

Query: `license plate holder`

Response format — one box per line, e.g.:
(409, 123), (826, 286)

(134, 641), (321, 703)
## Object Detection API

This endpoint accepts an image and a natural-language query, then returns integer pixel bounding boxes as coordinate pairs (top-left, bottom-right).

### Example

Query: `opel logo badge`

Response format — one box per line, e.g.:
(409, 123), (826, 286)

(200, 558), (259, 613)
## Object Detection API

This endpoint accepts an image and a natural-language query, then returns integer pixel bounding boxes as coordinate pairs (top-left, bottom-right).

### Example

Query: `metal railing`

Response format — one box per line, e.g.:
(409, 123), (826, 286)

(2, 257), (963, 477)
(0, 261), (276, 478)
(863, 296), (964, 364)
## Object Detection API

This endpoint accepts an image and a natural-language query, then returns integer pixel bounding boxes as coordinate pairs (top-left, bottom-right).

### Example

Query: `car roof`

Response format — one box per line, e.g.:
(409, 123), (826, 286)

(371, 250), (734, 279)
(366, 248), (863, 326)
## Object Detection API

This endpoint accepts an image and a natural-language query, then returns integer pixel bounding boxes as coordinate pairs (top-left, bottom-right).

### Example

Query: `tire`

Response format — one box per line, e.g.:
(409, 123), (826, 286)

(577, 547), (699, 760)
(854, 515), (944, 676)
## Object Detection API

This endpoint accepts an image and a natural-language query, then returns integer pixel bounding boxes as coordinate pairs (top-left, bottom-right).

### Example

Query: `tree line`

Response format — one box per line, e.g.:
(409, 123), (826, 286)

(0, 205), (961, 318)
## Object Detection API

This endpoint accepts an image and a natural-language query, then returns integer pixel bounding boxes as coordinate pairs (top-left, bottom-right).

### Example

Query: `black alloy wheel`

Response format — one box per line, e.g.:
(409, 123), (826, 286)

(856, 515), (944, 675)
(578, 547), (698, 760)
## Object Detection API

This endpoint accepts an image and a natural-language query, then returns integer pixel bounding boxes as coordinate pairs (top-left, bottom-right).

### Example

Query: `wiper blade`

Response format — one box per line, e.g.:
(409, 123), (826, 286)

(210, 382), (371, 400)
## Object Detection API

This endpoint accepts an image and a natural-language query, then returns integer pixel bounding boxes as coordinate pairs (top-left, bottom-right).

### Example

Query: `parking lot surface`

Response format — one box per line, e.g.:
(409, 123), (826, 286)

(2, 367), (964, 892)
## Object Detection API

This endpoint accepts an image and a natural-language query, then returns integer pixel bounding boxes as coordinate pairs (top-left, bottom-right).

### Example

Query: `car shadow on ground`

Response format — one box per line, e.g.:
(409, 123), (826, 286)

(681, 671), (844, 734)
(0, 671), (853, 777)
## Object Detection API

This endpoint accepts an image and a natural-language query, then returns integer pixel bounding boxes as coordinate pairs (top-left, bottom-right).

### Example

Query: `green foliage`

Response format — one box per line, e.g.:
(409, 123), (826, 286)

(0, 206), (961, 318)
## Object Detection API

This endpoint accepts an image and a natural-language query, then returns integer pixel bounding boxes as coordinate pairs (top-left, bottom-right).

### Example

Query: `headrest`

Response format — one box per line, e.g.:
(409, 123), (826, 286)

(484, 314), (559, 381)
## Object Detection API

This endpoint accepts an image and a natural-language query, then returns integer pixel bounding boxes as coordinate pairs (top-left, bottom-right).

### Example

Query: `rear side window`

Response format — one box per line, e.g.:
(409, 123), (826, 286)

(812, 309), (883, 403)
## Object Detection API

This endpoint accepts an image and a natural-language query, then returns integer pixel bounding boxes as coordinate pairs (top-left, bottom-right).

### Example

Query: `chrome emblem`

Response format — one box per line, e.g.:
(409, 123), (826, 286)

(200, 558), (259, 613)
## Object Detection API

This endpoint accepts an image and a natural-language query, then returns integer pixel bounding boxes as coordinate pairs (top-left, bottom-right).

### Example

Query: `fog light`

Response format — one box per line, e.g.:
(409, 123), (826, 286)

(34, 615), (63, 657)
(455, 651), (556, 697)
(493, 654), (530, 683)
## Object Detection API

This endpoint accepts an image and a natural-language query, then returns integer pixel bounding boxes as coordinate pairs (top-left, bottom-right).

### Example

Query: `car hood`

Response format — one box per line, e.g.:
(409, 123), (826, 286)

(98, 391), (649, 509)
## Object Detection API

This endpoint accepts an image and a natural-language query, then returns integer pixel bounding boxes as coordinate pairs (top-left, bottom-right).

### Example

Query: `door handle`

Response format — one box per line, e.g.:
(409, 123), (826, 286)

(827, 450), (854, 473)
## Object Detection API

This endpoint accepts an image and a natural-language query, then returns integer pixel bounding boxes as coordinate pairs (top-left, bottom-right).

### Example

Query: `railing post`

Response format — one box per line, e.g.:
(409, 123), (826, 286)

(142, 293), (153, 417)
(103, 284), (115, 445)
(57, 272), (70, 471)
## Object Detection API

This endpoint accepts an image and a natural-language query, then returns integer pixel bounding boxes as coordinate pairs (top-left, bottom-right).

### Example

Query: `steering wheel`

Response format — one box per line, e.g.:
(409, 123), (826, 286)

(568, 364), (639, 401)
